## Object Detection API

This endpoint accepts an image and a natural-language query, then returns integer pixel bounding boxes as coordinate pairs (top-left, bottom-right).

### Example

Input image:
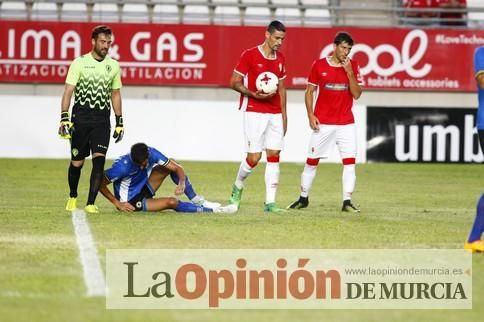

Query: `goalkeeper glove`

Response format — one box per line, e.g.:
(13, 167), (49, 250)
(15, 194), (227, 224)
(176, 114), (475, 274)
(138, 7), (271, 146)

(58, 112), (73, 139)
(113, 115), (124, 143)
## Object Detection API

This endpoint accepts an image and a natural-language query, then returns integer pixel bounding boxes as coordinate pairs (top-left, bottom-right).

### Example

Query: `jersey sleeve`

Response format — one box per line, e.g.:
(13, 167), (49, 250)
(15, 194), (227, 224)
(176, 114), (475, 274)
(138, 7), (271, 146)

(475, 47), (484, 77)
(149, 147), (170, 167)
(234, 50), (250, 77)
(307, 60), (319, 87)
(111, 61), (122, 90)
(105, 158), (129, 182)
(65, 58), (81, 86)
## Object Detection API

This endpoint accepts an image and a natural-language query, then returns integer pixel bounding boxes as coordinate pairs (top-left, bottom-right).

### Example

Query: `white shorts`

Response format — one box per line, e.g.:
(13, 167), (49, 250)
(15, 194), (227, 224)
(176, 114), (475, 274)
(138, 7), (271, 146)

(243, 112), (284, 153)
(307, 123), (356, 160)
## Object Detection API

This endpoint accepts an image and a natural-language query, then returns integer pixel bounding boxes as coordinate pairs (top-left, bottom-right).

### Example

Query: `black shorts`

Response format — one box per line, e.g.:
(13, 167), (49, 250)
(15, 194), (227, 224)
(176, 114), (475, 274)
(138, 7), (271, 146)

(479, 130), (484, 155)
(128, 185), (155, 212)
(70, 123), (110, 160)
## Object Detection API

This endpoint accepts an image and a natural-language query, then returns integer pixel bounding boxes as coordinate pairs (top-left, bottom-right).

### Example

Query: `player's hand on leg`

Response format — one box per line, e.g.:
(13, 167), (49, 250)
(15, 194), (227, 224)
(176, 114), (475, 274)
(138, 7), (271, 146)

(113, 115), (124, 143)
(174, 182), (185, 196)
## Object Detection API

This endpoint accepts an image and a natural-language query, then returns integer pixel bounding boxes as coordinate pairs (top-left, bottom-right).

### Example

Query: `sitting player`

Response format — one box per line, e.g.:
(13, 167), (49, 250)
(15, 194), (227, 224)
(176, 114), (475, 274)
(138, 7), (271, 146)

(99, 142), (236, 214)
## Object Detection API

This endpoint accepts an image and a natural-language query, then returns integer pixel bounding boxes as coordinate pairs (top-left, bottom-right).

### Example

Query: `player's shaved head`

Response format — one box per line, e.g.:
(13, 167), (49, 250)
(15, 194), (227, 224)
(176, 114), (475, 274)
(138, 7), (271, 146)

(131, 143), (149, 165)
(334, 32), (354, 46)
(267, 20), (286, 34)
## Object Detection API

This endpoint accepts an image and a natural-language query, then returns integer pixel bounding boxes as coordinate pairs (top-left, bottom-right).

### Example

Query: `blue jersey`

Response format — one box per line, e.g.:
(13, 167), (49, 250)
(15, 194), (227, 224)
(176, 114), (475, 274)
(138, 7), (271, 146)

(475, 46), (484, 130)
(105, 147), (169, 202)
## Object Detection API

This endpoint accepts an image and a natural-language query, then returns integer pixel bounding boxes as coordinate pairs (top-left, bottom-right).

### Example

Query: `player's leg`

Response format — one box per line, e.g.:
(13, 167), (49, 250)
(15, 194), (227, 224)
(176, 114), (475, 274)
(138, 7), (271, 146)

(66, 160), (84, 211)
(85, 125), (110, 214)
(478, 129), (484, 156)
(148, 165), (220, 211)
(263, 113), (285, 213)
(336, 124), (359, 213)
(464, 194), (484, 252)
(127, 183), (213, 213)
(288, 125), (334, 210)
(149, 164), (172, 192)
(168, 162), (221, 209)
(65, 124), (90, 211)
(229, 112), (266, 208)
(288, 158), (319, 209)
(145, 197), (214, 213)
(231, 152), (260, 206)
(144, 197), (179, 211)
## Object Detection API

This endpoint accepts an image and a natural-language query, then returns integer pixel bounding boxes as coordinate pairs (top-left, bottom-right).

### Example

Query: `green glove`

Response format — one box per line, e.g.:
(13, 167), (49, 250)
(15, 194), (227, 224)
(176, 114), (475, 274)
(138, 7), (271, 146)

(58, 112), (73, 139)
(113, 115), (124, 143)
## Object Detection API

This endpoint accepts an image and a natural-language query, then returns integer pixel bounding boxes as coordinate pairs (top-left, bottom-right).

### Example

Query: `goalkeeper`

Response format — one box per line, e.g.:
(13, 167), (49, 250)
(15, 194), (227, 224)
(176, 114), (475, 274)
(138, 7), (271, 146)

(59, 25), (124, 214)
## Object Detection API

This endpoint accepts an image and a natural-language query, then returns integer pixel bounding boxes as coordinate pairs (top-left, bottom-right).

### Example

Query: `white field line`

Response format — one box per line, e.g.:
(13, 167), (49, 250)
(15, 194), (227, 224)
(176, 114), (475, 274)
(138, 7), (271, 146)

(71, 209), (106, 297)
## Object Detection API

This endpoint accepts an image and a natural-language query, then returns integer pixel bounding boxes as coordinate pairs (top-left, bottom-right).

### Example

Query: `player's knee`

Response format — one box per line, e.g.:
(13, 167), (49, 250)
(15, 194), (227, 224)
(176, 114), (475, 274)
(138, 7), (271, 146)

(71, 160), (84, 168)
(342, 158), (356, 165)
(153, 164), (171, 176)
(246, 155), (260, 167)
(167, 197), (179, 209)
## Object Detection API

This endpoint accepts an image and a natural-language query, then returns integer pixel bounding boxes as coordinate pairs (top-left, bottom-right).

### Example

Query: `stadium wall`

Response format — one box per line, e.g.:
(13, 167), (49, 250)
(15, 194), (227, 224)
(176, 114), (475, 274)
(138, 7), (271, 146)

(0, 95), (367, 163)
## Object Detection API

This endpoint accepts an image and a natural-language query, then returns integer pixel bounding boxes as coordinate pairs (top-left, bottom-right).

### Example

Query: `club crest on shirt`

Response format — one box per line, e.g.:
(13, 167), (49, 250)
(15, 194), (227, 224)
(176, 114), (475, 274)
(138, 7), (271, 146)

(106, 64), (112, 73)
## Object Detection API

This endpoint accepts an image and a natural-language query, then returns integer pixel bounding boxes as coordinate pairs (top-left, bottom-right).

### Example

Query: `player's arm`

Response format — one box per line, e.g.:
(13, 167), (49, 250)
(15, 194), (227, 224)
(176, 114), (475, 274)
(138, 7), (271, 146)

(99, 175), (135, 212)
(111, 89), (122, 116)
(58, 84), (75, 138)
(230, 71), (274, 100)
(111, 89), (124, 143)
(305, 84), (320, 131)
(278, 79), (288, 135)
(476, 72), (484, 89)
(61, 84), (75, 113)
(164, 159), (186, 196)
(343, 59), (362, 100)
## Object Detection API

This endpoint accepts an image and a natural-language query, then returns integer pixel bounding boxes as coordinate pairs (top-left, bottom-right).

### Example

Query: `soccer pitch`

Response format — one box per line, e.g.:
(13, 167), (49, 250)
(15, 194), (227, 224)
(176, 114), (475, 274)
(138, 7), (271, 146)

(0, 159), (483, 322)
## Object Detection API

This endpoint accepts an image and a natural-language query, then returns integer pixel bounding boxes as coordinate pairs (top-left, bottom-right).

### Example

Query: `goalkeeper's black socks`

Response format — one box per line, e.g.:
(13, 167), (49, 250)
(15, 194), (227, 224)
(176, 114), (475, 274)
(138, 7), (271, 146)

(87, 156), (106, 205)
(68, 163), (82, 198)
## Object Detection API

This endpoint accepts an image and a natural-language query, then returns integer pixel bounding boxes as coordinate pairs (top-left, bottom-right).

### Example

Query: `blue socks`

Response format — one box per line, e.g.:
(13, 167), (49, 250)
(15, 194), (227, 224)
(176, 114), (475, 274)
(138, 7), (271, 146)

(175, 200), (212, 213)
(170, 172), (197, 200)
(468, 194), (484, 242)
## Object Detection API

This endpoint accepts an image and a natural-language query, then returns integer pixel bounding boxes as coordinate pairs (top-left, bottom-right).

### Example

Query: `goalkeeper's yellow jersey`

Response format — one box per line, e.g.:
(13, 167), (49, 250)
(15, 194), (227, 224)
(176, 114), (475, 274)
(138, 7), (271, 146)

(66, 52), (122, 124)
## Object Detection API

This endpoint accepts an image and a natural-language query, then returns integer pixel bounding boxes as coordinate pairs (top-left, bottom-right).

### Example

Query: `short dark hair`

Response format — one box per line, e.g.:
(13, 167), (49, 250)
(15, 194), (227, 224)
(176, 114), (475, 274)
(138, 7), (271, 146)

(334, 32), (354, 46)
(91, 25), (112, 40)
(267, 20), (286, 33)
(130, 143), (149, 165)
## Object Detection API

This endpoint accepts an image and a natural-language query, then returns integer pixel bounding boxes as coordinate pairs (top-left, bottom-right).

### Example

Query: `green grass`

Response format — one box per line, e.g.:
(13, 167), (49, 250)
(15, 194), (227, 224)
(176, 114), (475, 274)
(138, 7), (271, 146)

(0, 159), (482, 322)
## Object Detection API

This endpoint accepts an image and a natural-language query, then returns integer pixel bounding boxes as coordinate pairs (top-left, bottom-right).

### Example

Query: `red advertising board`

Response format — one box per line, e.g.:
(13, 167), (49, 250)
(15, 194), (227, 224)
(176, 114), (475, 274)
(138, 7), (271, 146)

(0, 20), (483, 91)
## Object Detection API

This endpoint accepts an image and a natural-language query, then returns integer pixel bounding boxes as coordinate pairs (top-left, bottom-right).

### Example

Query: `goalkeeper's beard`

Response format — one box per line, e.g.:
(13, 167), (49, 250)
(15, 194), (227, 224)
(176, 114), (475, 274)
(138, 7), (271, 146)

(94, 47), (108, 59)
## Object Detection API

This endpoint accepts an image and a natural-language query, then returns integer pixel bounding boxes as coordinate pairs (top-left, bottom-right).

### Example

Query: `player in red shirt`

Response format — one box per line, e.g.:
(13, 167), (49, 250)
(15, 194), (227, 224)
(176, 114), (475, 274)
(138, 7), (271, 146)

(403, 0), (439, 25)
(288, 32), (364, 213)
(436, 0), (467, 26)
(228, 20), (287, 213)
